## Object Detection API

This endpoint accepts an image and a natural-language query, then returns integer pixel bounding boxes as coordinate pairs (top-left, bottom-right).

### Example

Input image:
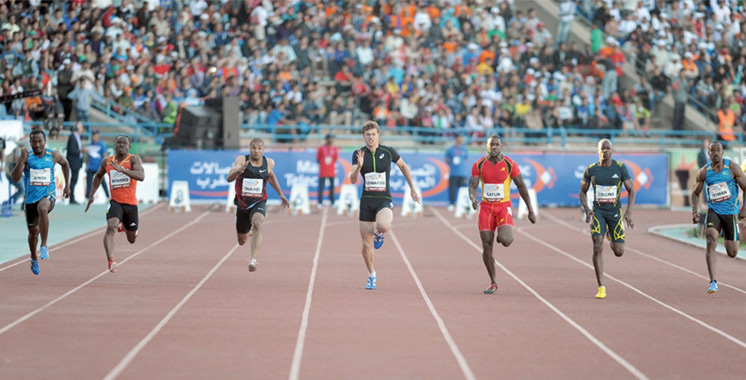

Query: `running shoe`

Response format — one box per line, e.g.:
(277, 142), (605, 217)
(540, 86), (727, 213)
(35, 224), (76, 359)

(108, 260), (118, 273)
(40, 246), (49, 260)
(373, 233), (384, 249)
(365, 276), (377, 290)
(483, 283), (498, 294)
(708, 280), (718, 294)
(30, 259), (39, 275)
(248, 258), (258, 272)
(595, 286), (607, 299)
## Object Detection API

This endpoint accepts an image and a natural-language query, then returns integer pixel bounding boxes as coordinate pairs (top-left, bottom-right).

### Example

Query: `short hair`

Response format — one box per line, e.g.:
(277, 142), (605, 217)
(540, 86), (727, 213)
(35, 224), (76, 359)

(116, 134), (130, 143)
(361, 120), (380, 134)
(30, 129), (46, 140)
(709, 140), (723, 149)
(487, 134), (501, 145)
(249, 138), (264, 146)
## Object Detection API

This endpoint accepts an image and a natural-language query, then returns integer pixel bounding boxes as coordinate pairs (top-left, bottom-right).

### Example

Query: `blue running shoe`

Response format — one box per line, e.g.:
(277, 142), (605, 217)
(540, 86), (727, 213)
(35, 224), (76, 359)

(373, 233), (384, 249)
(708, 280), (718, 294)
(365, 276), (377, 290)
(30, 259), (39, 275)
(40, 246), (49, 260)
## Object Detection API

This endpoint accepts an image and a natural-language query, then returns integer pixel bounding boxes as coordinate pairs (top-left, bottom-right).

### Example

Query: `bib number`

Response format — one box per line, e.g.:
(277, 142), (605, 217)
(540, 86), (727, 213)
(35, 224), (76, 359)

(708, 182), (731, 203)
(484, 183), (504, 202)
(30, 168), (51, 186)
(110, 171), (131, 189)
(242, 178), (264, 197)
(364, 172), (386, 192)
(595, 185), (617, 203)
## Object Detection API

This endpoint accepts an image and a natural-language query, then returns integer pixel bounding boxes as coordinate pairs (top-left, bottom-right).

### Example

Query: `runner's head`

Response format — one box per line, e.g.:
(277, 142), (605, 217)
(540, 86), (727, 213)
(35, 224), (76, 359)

(249, 138), (264, 161)
(486, 134), (502, 158)
(115, 135), (131, 157)
(708, 140), (723, 165)
(361, 121), (380, 149)
(29, 128), (46, 156)
(597, 139), (612, 162)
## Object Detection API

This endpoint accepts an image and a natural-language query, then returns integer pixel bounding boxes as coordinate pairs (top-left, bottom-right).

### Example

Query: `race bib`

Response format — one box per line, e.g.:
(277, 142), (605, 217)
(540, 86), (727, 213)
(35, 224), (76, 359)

(324, 156), (332, 165)
(110, 170), (131, 189)
(595, 185), (617, 203)
(484, 183), (504, 202)
(708, 182), (731, 202)
(29, 168), (51, 186)
(242, 178), (264, 197)
(453, 156), (461, 166)
(364, 172), (387, 192)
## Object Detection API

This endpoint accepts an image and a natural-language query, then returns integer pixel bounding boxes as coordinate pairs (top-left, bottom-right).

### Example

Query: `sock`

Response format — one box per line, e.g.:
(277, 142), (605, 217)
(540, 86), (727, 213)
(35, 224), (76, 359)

(373, 228), (379, 236)
(370, 271), (376, 278)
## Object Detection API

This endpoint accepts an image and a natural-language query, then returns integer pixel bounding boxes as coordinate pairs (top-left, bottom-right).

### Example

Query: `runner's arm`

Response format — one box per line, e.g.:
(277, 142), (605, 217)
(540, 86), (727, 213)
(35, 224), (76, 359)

(52, 150), (71, 199)
(226, 155), (247, 182)
(349, 149), (364, 184)
(123, 155), (145, 181)
(87, 160), (108, 200)
(468, 176), (480, 210)
(10, 147), (27, 183)
(729, 160), (746, 218)
(395, 157), (421, 203)
(690, 167), (706, 215)
(622, 178), (635, 212)
(513, 173), (534, 213)
(267, 158), (290, 207)
(579, 180), (591, 214)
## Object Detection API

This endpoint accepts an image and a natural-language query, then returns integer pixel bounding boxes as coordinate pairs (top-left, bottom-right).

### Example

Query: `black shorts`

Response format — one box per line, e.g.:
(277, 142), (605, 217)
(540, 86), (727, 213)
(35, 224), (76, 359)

(107, 200), (139, 231)
(706, 208), (739, 241)
(24, 195), (55, 227)
(236, 200), (266, 234)
(590, 207), (625, 243)
(359, 197), (393, 222)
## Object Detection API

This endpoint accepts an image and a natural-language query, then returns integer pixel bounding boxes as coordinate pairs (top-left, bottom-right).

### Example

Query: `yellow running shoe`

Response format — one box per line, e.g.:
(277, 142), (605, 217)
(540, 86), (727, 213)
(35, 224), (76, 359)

(595, 286), (606, 299)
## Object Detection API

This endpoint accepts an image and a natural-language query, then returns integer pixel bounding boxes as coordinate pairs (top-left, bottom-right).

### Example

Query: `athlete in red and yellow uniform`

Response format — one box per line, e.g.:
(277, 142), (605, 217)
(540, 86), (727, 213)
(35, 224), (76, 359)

(469, 135), (536, 294)
(85, 135), (145, 273)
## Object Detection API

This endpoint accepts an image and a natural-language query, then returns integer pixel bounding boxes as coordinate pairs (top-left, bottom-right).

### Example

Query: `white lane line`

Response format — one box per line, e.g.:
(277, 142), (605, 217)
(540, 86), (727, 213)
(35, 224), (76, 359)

(0, 202), (164, 272)
(390, 230), (477, 380)
(542, 211), (746, 296)
(431, 207), (649, 380)
(517, 228), (746, 350)
(103, 243), (240, 380)
(0, 210), (209, 336)
(288, 207), (328, 380)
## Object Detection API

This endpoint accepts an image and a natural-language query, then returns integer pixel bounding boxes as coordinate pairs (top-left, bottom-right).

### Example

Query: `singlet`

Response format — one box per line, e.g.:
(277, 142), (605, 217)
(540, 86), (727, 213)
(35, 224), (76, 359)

(705, 158), (740, 215)
(234, 156), (269, 209)
(106, 154), (138, 205)
(353, 145), (400, 200)
(23, 148), (56, 204)
(471, 155), (521, 204)
(582, 159), (631, 211)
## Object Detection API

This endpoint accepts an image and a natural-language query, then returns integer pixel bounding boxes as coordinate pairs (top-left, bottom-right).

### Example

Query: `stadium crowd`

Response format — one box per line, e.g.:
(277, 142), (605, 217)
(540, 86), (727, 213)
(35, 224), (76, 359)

(0, 0), (745, 142)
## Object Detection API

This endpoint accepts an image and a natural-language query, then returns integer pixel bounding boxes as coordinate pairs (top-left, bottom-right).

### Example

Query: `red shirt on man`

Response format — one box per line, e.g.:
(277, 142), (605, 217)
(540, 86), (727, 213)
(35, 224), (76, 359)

(317, 144), (338, 178)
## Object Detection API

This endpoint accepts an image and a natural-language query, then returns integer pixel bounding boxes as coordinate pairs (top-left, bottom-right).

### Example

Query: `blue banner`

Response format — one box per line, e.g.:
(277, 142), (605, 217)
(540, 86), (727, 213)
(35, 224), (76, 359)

(168, 150), (668, 207)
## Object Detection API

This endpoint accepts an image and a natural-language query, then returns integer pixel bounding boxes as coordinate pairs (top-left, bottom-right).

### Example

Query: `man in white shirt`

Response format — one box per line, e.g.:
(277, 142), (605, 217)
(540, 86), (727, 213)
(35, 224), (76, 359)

(557, 0), (576, 45)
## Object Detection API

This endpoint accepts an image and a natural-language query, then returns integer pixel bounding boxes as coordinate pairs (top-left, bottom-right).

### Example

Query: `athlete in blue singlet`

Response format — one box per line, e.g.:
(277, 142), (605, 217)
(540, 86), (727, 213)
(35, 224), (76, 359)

(691, 141), (746, 294)
(10, 129), (71, 275)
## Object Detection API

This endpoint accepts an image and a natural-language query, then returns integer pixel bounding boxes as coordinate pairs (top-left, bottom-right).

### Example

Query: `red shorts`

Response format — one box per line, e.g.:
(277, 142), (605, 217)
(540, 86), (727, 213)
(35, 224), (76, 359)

(478, 202), (514, 232)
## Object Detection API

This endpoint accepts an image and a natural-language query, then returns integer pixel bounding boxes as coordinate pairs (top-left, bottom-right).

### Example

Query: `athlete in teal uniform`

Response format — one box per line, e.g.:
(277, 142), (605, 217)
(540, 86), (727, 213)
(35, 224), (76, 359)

(10, 129), (70, 275)
(579, 139), (635, 299)
(691, 141), (746, 294)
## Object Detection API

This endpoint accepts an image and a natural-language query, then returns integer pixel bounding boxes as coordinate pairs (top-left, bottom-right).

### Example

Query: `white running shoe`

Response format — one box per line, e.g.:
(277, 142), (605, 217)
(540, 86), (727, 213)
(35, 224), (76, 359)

(248, 258), (258, 272)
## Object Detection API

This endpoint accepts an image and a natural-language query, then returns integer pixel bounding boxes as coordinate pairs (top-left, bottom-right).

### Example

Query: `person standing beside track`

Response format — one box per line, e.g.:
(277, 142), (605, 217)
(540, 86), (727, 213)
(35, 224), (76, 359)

(227, 138), (290, 272)
(348, 121), (421, 290)
(469, 134), (536, 294)
(579, 139), (635, 299)
(85, 135), (144, 273)
(10, 129), (71, 275)
(690, 140), (746, 294)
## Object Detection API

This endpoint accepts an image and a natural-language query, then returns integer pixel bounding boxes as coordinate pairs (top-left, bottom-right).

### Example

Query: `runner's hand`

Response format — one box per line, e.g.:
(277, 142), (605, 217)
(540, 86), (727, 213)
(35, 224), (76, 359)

(280, 196), (290, 209)
(110, 160), (124, 172)
(528, 210), (537, 224)
(62, 186), (70, 199)
(411, 189), (421, 204)
(584, 209), (594, 224)
(623, 210), (634, 229)
(739, 207), (746, 221)
(356, 149), (364, 166)
(84, 197), (94, 213)
(692, 211), (700, 224)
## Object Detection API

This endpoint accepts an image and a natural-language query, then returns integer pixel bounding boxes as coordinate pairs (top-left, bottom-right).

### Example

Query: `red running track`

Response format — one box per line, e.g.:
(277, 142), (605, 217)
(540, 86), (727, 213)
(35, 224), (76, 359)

(1, 205), (746, 379)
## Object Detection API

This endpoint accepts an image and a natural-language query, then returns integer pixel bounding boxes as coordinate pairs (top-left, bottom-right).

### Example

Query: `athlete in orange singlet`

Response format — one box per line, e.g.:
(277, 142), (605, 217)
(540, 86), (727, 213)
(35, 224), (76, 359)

(469, 134), (536, 294)
(85, 135), (145, 272)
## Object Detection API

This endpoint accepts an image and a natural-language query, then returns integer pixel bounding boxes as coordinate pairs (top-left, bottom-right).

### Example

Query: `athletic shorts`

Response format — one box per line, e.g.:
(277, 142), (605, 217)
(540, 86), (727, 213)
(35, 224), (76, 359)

(590, 208), (624, 243)
(236, 200), (266, 234)
(24, 195), (55, 227)
(478, 202), (513, 232)
(359, 197), (393, 222)
(706, 208), (739, 241)
(107, 200), (139, 231)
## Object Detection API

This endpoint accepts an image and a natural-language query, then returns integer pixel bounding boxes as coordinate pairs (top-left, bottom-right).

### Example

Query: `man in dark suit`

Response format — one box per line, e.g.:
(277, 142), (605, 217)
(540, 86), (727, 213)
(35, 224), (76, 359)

(66, 122), (84, 204)
(697, 137), (711, 169)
